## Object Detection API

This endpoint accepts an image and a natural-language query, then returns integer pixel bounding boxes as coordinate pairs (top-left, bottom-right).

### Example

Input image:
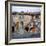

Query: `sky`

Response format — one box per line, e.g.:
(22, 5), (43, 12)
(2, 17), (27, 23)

(12, 6), (41, 12)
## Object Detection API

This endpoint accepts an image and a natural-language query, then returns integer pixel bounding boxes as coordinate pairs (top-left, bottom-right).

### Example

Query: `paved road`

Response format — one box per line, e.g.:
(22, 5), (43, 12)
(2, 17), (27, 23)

(11, 31), (40, 39)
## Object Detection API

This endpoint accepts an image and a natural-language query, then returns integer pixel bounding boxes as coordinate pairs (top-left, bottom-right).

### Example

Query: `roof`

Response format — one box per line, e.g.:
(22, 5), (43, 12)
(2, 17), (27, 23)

(12, 12), (41, 16)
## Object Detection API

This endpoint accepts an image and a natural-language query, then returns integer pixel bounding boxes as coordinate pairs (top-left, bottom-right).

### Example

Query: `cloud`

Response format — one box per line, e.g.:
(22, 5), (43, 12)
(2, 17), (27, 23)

(12, 6), (41, 12)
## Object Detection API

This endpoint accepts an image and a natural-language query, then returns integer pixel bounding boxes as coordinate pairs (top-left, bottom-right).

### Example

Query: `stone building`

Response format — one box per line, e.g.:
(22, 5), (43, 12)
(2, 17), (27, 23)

(11, 11), (41, 34)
